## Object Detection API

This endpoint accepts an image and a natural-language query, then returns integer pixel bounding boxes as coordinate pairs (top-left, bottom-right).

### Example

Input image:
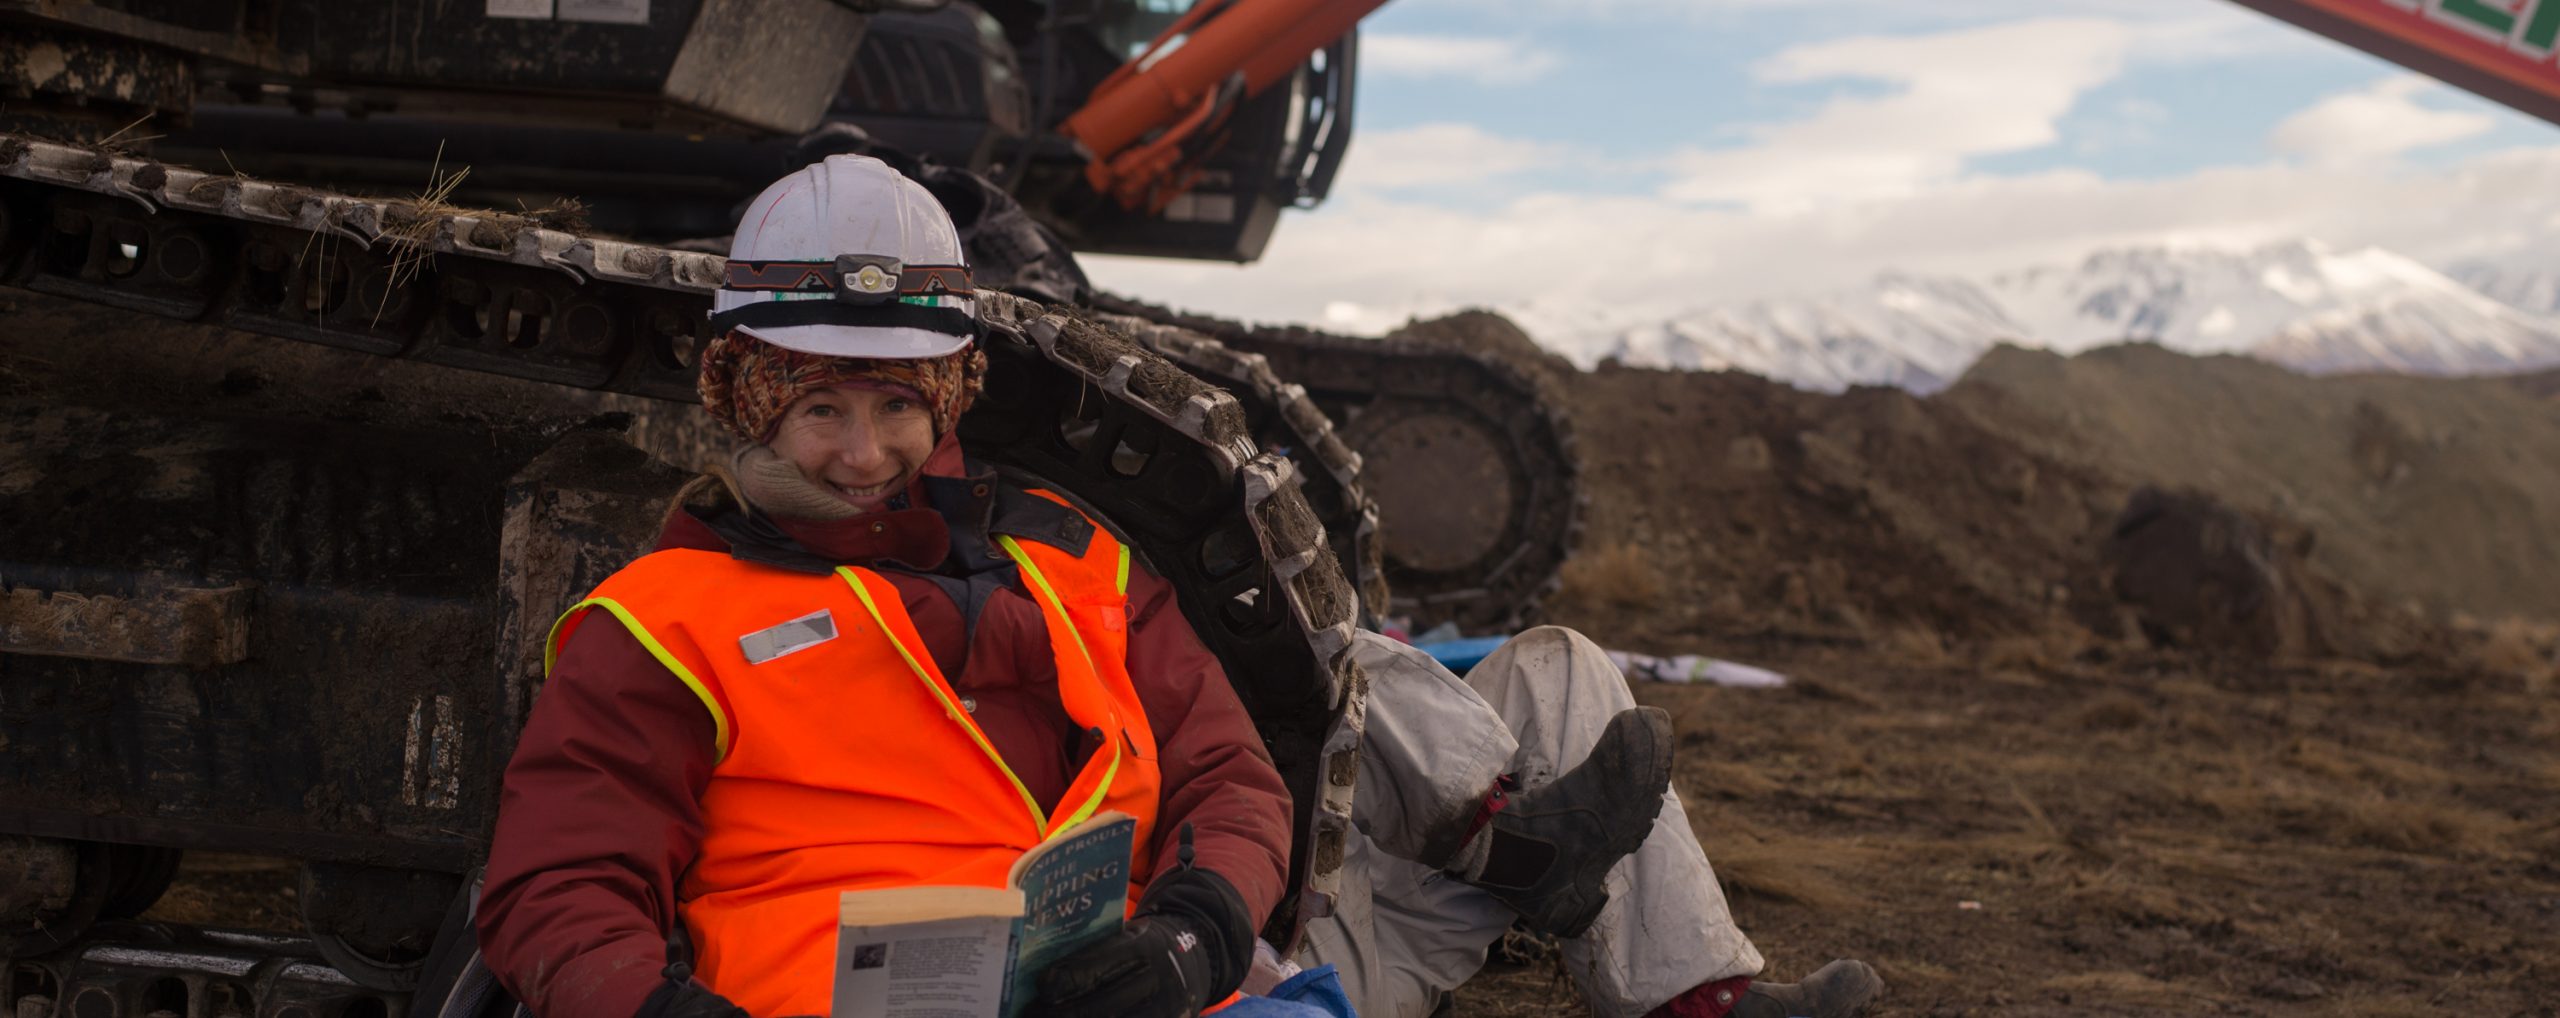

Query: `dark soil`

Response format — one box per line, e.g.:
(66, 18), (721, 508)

(1581, 643), (2558, 1016)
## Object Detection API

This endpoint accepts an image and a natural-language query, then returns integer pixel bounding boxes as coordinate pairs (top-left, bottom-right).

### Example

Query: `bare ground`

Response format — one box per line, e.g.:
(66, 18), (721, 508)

(1414, 320), (2560, 1016)
(1440, 637), (2560, 1018)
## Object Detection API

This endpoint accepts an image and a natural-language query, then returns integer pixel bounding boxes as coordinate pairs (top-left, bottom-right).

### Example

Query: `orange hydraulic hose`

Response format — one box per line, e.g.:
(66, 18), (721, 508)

(1059, 0), (1390, 165)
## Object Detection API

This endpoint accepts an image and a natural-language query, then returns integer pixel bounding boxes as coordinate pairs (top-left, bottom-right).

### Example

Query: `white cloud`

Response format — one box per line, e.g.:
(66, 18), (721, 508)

(1087, 141), (2560, 355)
(1080, 7), (2556, 352)
(2271, 74), (2500, 165)
(2076, 97), (2170, 154)
(1332, 122), (1570, 192)
(1362, 33), (1560, 85)
(1384, 0), (2290, 43)
(1657, 18), (2135, 212)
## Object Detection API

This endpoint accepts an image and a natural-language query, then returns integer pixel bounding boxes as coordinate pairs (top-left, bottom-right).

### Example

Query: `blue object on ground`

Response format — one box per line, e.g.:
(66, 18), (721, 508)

(1215, 965), (1357, 1017)
(1417, 635), (1510, 674)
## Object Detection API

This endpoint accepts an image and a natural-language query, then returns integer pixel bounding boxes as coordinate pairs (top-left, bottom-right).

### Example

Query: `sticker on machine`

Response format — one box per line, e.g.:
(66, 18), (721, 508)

(557, 0), (649, 24)
(486, 0), (554, 17)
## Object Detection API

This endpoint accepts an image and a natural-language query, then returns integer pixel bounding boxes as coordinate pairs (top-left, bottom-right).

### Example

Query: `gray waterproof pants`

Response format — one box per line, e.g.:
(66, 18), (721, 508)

(1296, 627), (1766, 1018)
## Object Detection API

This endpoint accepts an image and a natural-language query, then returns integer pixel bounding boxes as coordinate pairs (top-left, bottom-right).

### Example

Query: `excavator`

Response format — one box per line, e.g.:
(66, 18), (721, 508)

(0, 1), (2554, 1016)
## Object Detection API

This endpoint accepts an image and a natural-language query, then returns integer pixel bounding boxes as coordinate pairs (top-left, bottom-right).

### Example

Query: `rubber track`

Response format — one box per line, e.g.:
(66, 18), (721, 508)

(1084, 309), (1392, 620)
(1093, 293), (1585, 633)
(968, 295), (1364, 946)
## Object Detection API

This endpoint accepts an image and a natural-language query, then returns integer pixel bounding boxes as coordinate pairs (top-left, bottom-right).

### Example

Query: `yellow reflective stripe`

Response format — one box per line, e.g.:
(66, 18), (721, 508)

(1000, 535), (1098, 678)
(548, 598), (732, 763)
(1053, 739), (1122, 834)
(1115, 544), (1131, 596)
(836, 567), (1049, 832)
(997, 535), (1119, 835)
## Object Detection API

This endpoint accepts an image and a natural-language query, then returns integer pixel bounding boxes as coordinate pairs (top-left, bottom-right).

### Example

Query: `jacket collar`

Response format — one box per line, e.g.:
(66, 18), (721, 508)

(656, 440), (1092, 576)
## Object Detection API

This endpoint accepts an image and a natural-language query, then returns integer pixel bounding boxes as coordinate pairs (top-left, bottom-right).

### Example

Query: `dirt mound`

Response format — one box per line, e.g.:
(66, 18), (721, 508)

(1385, 309), (1578, 384)
(2105, 486), (2325, 659)
(1947, 343), (2560, 626)
(1531, 359), (2122, 655)
(1412, 316), (2484, 666)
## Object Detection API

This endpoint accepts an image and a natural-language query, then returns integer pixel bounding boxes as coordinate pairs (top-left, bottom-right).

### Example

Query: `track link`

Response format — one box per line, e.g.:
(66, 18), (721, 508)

(1085, 310), (1391, 620)
(1094, 294), (1585, 633)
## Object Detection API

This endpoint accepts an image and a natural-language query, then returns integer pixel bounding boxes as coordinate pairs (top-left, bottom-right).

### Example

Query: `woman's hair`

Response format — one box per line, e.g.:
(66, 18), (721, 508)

(668, 457), (747, 521)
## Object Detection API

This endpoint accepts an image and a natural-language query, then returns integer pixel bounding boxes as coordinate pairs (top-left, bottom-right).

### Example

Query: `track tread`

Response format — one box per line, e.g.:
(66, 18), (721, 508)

(1092, 293), (1585, 632)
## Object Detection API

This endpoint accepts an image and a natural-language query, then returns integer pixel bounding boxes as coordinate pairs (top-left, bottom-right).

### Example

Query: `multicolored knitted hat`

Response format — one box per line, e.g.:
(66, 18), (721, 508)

(697, 329), (986, 443)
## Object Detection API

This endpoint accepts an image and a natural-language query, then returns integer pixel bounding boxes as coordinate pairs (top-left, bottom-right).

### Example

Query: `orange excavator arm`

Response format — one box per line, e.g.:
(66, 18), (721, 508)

(1058, 0), (1392, 214)
(2225, 0), (2560, 125)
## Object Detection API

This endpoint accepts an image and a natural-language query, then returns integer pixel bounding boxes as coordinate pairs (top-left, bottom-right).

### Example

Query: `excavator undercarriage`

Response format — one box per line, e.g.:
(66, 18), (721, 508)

(0, 133), (1370, 1013)
(0, 0), (1584, 985)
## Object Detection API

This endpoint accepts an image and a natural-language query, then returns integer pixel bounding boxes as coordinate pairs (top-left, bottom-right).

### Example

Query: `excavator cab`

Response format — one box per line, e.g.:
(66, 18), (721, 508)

(968, 0), (1360, 261)
(14, 0), (1355, 262)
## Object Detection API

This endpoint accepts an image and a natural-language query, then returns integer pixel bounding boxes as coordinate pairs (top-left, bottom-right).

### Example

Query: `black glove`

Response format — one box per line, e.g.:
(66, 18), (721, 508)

(632, 979), (748, 1018)
(633, 928), (757, 1018)
(1034, 864), (1254, 1018)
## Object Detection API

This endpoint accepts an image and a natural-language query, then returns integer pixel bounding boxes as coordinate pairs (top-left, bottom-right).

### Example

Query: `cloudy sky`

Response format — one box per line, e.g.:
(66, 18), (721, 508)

(1082, 0), (2560, 346)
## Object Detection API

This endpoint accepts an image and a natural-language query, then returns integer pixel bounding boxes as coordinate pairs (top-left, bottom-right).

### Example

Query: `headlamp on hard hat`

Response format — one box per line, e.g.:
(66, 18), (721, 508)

(710, 255), (979, 339)
(719, 256), (973, 305)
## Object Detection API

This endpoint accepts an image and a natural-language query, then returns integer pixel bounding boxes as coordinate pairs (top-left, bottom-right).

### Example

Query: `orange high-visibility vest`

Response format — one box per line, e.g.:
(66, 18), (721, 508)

(544, 493), (1162, 1018)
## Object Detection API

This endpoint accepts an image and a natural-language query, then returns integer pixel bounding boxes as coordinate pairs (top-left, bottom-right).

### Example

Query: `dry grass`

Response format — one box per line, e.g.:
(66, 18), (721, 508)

(94, 113), (161, 153)
(1682, 760), (1784, 800)
(1553, 542), (1664, 615)
(1696, 819), (1866, 911)
(2471, 616), (2556, 693)
(2331, 794), (2515, 855)
(1975, 634), (2057, 672)
(380, 144), (473, 300)
(2063, 878), (2224, 929)
(2067, 691), (2151, 731)
(2035, 970), (2192, 1002)
(1877, 625), (1951, 665)
(1709, 847), (1861, 910)
(2283, 736), (2464, 788)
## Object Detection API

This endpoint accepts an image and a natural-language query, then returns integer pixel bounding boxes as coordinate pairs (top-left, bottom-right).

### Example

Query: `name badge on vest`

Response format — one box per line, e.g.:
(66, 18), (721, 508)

(738, 609), (838, 664)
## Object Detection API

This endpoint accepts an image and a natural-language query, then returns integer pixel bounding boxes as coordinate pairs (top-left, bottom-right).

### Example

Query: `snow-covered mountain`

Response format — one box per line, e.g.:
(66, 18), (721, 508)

(2253, 288), (2560, 376)
(1593, 240), (2560, 392)
(2450, 261), (2560, 315)
(1606, 274), (2022, 392)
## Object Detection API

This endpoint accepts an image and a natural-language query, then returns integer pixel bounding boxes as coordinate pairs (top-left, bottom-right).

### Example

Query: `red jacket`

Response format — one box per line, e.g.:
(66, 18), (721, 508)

(475, 449), (1293, 1018)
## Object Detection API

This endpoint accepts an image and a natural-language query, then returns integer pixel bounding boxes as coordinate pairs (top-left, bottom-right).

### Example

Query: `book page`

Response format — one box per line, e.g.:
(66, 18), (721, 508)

(834, 895), (1023, 1018)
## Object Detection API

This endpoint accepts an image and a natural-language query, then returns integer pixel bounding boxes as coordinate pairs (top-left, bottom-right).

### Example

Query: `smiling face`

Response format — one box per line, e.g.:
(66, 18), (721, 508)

(764, 383), (938, 513)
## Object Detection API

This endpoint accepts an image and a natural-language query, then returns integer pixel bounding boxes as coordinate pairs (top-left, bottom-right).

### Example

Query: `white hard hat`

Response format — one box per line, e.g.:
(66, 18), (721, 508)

(709, 155), (979, 359)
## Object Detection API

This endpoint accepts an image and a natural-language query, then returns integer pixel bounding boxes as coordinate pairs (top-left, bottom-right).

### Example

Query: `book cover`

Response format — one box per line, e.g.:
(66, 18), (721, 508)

(831, 812), (1137, 1018)
(1002, 813), (1136, 1017)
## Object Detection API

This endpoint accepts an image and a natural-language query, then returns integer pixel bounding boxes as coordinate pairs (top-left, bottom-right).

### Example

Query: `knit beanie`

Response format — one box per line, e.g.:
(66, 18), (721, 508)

(697, 329), (987, 444)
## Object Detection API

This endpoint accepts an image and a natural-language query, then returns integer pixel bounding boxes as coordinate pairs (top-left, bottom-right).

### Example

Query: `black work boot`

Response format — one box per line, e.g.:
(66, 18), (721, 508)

(1465, 706), (1674, 937)
(1731, 960), (1884, 1018)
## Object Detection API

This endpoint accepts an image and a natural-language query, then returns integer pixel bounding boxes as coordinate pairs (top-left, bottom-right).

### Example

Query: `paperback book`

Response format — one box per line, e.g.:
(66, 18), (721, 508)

(830, 812), (1136, 1018)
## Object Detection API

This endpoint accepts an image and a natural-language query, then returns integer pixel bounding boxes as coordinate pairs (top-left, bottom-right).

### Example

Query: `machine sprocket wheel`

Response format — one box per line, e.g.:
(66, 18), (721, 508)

(98, 844), (182, 920)
(1, 841), (108, 959)
(1094, 294), (1584, 632)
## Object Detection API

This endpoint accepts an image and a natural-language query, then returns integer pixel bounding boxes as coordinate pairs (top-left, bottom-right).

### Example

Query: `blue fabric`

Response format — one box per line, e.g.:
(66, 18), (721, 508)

(1215, 965), (1357, 1018)
(1417, 635), (1510, 674)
